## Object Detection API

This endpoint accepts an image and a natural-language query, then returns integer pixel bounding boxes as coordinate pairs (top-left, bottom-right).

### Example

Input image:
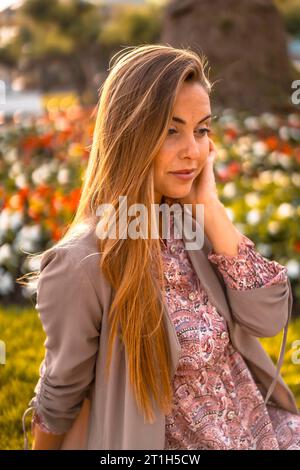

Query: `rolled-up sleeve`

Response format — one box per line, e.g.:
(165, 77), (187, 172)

(207, 233), (288, 290)
(22, 246), (102, 444)
(207, 234), (292, 337)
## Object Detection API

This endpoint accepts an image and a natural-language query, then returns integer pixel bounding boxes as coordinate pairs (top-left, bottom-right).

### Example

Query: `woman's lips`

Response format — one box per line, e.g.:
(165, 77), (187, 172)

(169, 169), (196, 180)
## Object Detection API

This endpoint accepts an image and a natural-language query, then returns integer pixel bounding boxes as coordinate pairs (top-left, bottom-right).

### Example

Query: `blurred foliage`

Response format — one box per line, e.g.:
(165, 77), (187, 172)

(99, 2), (163, 48)
(274, 0), (300, 36)
(0, 0), (165, 97)
(0, 304), (299, 450)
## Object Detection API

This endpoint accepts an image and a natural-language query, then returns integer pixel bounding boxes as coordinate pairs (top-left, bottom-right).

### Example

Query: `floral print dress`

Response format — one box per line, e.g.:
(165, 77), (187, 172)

(30, 211), (300, 450)
(161, 212), (300, 450)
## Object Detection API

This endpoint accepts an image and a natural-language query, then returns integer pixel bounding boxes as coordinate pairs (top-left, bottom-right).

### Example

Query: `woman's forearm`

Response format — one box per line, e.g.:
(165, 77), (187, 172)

(32, 422), (66, 450)
(200, 198), (244, 256)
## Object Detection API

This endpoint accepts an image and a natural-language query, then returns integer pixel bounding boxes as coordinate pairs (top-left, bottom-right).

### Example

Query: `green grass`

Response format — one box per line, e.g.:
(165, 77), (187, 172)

(0, 305), (299, 450)
(260, 318), (300, 408)
(0, 304), (46, 450)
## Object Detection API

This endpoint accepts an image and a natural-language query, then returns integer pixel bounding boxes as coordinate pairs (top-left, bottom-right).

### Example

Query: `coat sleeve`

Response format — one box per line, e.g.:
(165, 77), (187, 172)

(22, 246), (102, 440)
(207, 233), (292, 337)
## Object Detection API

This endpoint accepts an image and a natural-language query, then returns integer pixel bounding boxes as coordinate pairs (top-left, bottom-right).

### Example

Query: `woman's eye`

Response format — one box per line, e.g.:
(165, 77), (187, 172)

(197, 128), (211, 136)
(167, 128), (211, 136)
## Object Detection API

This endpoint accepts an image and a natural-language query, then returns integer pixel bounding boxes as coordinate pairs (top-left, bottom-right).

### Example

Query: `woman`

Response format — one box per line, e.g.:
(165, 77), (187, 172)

(21, 44), (300, 450)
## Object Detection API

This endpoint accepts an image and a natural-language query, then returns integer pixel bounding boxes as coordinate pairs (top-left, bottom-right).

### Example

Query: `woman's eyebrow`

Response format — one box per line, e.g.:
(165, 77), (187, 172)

(171, 114), (212, 125)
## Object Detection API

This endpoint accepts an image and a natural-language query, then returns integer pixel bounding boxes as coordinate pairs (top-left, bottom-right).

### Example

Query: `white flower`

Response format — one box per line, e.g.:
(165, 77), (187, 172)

(268, 151), (280, 165)
(268, 221), (280, 235)
(0, 209), (23, 242)
(10, 211), (23, 231)
(215, 148), (228, 161)
(4, 148), (17, 163)
(13, 224), (41, 254)
(223, 182), (237, 199)
(15, 174), (28, 188)
(31, 163), (52, 185)
(260, 112), (279, 129)
(0, 208), (10, 234)
(277, 153), (292, 169)
(276, 203), (295, 219)
(244, 116), (260, 131)
(288, 113), (300, 127)
(22, 225), (41, 242)
(0, 243), (12, 264)
(246, 209), (261, 225)
(14, 238), (35, 254)
(234, 136), (252, 156)
(0, 268), (14, 295)
(245, 192), (260, 207)
(57, 167), (70, 185)
(285, 260), (300, 279)
(273, 170), (290, 187)
(278, 126), (289, 141)
(259, 171), (273, 185)
(292, 173), (300, 187)
(8, 161), (22, 178)
(290, 127), (300, 140)
(252, 141), (268, 158)
(219, 114), (237, 127)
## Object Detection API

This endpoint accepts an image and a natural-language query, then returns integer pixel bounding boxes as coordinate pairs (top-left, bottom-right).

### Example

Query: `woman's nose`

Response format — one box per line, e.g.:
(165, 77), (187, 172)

(179, 139), (202, 161)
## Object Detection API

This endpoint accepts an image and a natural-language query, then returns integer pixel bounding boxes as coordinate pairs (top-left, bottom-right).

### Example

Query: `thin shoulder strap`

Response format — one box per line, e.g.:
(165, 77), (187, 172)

(263, 278), (292, 405)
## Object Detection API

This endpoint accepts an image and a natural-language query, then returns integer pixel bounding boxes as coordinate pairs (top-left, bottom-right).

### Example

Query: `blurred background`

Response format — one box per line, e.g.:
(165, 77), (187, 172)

(0, 0), (300, 449)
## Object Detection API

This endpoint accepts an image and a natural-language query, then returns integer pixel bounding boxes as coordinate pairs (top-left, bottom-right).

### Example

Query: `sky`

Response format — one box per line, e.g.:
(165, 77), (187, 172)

(0, 0), (23, 12)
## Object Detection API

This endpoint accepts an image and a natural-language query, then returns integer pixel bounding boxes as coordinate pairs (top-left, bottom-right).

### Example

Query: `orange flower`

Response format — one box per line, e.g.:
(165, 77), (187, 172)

(225, 128), (238, 140)
(295, 147), (300, 163)
(8, 194), (23, 211)
(294, 240), (300, 253)
(265, 135), (278, 151)
(280, 143), (293, 155)
(228, 161), (241, 177)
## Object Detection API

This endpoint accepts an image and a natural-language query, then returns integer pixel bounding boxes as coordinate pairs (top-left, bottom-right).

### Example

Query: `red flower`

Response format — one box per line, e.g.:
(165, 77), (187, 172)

(228, 161), (241, 177)
(225, 128), (238, 140)
(265, 136), (278, 151)
(294, 240), (300, 253)
(39, 132), (53, 149)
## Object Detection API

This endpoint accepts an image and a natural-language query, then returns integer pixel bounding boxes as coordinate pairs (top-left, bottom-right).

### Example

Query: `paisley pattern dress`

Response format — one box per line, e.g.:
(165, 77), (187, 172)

(31, 211), (300, 450)
(161, 212), (300, 450)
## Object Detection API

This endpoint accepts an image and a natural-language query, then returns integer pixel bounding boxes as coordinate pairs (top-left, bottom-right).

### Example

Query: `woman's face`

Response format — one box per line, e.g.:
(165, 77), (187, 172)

(154, 81), (212, 205)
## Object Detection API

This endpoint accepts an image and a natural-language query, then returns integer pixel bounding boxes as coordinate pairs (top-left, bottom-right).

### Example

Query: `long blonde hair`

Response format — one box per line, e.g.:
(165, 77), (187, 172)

(18, 44), (212, 423)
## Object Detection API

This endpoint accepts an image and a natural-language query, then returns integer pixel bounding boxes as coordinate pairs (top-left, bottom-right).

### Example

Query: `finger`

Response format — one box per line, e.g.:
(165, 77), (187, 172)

(208, 138), (217, 153)
(208, 150), (216, 161)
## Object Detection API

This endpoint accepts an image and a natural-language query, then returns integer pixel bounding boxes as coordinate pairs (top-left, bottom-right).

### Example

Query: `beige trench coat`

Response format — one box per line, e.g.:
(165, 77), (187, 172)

(22, 207), (299, 450)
